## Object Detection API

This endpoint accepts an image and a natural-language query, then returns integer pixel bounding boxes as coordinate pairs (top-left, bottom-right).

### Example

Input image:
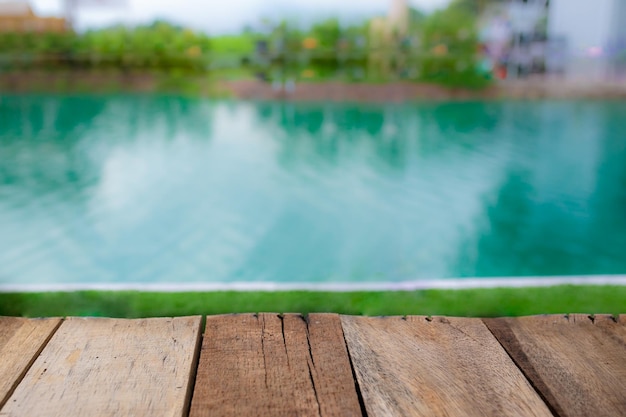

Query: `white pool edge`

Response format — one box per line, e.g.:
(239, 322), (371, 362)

(1, 275), (626, 293)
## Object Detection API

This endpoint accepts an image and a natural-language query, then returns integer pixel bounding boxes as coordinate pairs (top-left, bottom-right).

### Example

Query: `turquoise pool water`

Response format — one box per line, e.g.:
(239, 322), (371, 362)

(1, 95), (625, 287)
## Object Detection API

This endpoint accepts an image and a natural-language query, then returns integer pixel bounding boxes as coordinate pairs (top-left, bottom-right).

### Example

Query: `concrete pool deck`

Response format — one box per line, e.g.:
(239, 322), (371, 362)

(3, 73), (626, 101)
(225, 78), (626, 101)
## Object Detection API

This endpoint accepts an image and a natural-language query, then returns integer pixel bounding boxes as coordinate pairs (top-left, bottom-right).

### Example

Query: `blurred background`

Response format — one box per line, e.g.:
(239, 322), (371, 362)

(1, 0), (625, 95)
(0, 1), (625, 294)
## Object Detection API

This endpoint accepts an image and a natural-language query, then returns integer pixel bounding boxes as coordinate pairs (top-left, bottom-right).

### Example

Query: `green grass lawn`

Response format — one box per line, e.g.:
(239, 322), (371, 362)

(210, 35), (255, 55)
(0, 285), (624, 318)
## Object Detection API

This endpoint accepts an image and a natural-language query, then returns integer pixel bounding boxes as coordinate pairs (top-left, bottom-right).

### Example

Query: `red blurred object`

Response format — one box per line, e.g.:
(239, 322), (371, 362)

(496, 66), (507, 79)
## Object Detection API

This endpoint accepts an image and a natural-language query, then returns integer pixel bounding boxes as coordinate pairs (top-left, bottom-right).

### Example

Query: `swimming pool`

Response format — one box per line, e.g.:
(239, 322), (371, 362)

(1, 95), (625, 288)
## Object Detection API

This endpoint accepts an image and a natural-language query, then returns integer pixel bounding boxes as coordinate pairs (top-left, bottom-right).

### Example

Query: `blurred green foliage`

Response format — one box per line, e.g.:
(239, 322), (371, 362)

(0, 21), (211, 73)
(246, 1), (488, 87)
(419, 6), (489, 88)
(449, 0), (497, 15)
(0, 1), (491, 89)
(210, 34), (255, 55)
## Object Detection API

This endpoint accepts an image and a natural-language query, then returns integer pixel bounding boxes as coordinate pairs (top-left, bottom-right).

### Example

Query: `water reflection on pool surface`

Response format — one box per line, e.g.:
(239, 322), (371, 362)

(1, 95), (625, 286)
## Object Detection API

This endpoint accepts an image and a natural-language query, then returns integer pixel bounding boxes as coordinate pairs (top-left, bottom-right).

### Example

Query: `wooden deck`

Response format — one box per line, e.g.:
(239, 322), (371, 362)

(0, 314), (624, 417)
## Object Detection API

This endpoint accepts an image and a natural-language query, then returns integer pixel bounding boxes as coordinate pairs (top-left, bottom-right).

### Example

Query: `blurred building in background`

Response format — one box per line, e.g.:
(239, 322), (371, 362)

(506, 0), (548, 78)
(369, 0), (412, 79)
(479, 0), (549, 79)
(548, 0), (626, 80)
(388, 0), (410, 35)
(0, 1), (66, 32)
(480, 0), (626, 81)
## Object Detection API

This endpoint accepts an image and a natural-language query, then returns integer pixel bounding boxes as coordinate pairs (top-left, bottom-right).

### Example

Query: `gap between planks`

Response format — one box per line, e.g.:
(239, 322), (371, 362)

(483, 314), (626, 417)
(0, 317), (63, 409)
(341, 315), (553, 417)
(188, 313), (362, 417)
(1, 314), (624, 417)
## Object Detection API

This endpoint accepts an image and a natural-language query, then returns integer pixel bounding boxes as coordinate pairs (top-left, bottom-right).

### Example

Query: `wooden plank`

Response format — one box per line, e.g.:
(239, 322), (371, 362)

(189, 313), (362, 417)
(593, 314), (626, 344)
(0, 317), (61, 408)
(0, 316), (202, 417)
(341, 315), (553, 417)
(484, 314), (626, 417)
(303, 314), (363, 417)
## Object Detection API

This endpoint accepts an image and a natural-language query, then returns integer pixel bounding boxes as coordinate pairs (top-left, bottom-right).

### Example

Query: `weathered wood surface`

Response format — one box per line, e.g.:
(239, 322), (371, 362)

(0, 317), (61, 409)
(484, 314), (626, 417)
(1, 313), (625, 417)
(593, 314), (626, 343)
(341, 315), (553, 417)
(189, 313), (362, 417)
(0, 316), (202, 417)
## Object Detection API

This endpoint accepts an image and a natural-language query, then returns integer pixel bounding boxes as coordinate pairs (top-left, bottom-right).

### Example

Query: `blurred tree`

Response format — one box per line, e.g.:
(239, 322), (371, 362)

(408, 7), (427, 32)
(449, 0), (500, 15)
(418, 4), (489, 88)
(0, 21), (210, 73)
(262, 20), (304, 82)
(308, 18), (342, 78)
(340, 22), (369, 81)
(310, 18), (341, 50)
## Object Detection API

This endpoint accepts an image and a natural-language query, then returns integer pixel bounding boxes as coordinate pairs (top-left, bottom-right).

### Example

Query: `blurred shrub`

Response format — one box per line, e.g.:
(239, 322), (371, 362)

(0, 21), (210, 73)
(0, 12), (492, 89)
(418, 5), (489, 88)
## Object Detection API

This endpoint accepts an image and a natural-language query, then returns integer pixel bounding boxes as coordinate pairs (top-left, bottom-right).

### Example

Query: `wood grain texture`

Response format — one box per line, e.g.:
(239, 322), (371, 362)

(0, 317), (61, 409)
(189, 313), (362, 417)
(303, 314), (363, 417)
(341, 315), (553, 417)
(483, 314), (626, 417)
(0, 316), (202, 417)
(593, 314), (626, 344)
